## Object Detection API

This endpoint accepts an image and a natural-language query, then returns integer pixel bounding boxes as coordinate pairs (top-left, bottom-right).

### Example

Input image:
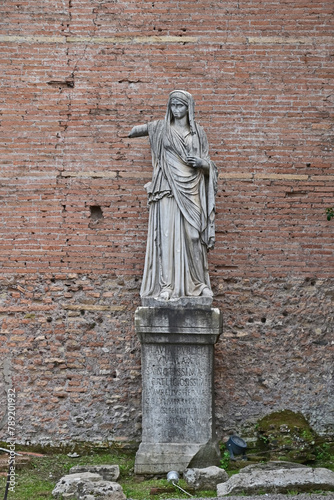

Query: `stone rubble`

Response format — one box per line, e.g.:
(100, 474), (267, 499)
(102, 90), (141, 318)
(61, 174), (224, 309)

(70, 465), (120, 482)
(217, 462), (334, 496)
(183, 466), (228, 490)
(52, 467), (126, 500)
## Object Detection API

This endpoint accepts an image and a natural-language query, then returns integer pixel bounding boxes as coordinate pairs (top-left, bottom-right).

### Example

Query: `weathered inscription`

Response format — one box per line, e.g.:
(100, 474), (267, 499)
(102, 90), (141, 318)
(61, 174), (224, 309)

(150, 366), (203, 377)
(142, 344), (213, 443)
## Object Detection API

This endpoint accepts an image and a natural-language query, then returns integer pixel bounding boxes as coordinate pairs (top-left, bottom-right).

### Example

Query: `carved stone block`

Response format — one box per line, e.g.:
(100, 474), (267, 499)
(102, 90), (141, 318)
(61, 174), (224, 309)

(134, 306), (222, 474)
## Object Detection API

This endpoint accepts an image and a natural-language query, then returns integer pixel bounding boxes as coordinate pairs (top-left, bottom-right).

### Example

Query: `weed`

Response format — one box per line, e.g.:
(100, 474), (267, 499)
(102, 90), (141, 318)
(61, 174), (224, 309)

(315, 442), (333, 462)
(220, 448), (230, 470)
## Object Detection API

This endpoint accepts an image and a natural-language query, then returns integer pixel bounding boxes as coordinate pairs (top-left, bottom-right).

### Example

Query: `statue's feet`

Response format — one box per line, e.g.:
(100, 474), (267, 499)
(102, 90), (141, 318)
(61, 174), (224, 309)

(159, 290), (171, 301)
(201, 287), (213, 297)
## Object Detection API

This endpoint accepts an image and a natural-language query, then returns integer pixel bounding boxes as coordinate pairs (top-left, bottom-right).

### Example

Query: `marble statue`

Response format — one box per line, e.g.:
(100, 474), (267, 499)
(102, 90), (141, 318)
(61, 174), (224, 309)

(129, 90), (217, 302)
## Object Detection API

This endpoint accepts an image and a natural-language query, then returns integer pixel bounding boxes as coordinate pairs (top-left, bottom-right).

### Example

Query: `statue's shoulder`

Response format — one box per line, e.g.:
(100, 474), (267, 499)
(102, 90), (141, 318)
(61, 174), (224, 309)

(149, 119), (164, 128)
(194, 122), (208, 143)
(148, 119), (165, 137)
(194, 122), (206, 135)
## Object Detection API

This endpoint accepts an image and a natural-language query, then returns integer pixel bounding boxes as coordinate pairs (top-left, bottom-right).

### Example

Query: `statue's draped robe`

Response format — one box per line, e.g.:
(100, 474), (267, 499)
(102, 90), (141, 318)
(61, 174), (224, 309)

(140, 119), (217, 299)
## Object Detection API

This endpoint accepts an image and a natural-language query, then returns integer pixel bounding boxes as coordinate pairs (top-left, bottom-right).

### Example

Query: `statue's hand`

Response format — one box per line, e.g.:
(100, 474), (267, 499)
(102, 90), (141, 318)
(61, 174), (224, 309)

(187, 156), (209, 171)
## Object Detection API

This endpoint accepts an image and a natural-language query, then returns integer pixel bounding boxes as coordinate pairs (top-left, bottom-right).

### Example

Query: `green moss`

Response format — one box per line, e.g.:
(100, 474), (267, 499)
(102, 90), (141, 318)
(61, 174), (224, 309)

(255, 410), (318, 463)
(257, 409), (314, 433)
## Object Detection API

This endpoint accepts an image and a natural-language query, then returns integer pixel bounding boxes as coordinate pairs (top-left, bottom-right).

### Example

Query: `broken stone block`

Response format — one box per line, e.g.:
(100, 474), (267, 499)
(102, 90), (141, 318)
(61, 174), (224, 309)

(70, 465), (120, 482)
(77, 479), (126, 500)
(52, 470), (126, 500)
(217, 463), (334, 496)
(52, 472), (102, 498)
(184, 466), (228, 490)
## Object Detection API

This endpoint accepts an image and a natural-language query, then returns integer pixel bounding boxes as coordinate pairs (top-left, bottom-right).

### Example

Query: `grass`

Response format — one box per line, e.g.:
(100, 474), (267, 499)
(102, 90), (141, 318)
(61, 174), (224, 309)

(0, 451), (216, 500)
(123, 478), (216, 500)
(1, 444), (333, 499)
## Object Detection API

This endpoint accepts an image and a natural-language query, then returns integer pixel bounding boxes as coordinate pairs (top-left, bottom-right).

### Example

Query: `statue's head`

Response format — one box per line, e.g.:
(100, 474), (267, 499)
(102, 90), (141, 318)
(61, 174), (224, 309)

(166, 90), (196, 134)
(170, 98), (188, 121)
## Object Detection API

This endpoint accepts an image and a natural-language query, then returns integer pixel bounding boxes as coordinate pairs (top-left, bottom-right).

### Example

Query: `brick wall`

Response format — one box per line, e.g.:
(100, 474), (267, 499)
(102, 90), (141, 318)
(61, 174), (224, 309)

(0, 0), (333, 446)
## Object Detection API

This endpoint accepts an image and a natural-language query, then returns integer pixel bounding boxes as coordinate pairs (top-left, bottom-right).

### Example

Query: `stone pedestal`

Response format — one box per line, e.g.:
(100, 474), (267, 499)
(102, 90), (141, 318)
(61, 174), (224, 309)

(134, 306), (223, 474)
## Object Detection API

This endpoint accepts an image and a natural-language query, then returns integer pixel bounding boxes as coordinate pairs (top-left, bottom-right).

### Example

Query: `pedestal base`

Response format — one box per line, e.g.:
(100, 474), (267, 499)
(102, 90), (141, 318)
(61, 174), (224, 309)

(135, 441), (221, 474)
(134, 306), (223, 474)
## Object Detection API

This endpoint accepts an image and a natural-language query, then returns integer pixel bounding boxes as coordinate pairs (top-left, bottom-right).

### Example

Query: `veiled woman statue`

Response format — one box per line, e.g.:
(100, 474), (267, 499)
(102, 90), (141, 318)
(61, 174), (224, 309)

(129, 90), (217, 303)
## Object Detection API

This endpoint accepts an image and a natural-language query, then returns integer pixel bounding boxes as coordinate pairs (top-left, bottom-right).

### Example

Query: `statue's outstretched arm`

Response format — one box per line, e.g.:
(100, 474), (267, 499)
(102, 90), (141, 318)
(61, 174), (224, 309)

(128, 124), (149, 138)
